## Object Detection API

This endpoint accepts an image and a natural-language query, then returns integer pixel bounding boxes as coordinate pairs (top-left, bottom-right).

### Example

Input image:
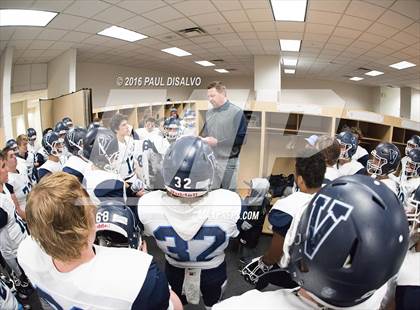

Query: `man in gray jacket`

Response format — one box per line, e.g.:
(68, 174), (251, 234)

(201, 81), (247, 191)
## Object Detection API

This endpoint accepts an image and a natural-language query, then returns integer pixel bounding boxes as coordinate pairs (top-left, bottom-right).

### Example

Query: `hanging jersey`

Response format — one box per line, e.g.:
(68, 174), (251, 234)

(398, 177), (420, 204)
(8, 171), (32, 210)
(213, 285), (387, 310)
(0, 193), (27, 261)
(83, 168), (127, 205)
(0, 278), (19, 310)
(323, 166), (340, 185)
(62, 155), (89, 183)
(338, 160), (365, 176)
(138, 189), (241, 269)
(38, 160), (62, 180)
(17, 237), (171, 310)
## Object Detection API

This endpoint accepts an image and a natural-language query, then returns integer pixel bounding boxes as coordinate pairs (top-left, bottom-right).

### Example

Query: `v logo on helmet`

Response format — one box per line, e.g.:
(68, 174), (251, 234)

(304, 194), (353, 260)
(389, 149), (398, 164)
(98, 136), (110, 155)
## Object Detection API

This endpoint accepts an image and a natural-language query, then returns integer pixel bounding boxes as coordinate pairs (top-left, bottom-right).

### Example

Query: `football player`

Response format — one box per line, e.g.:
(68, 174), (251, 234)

(26, 128), (39, 154)
(350, 127), (369, 167)
(315, 135), (340, 185)
(18, 172), (181, 310)
(242, 149), (325, 289)
(54, 121), (70, 164)
(336, 131), (365, 176)
(5, 140), (27, 179)
(38, 132), (63, 180)
(138, 136), (241, 309)
(398, 148), (420, 203)
(164, 117), (182, 144)
(214, 175), (409, 310)
(35, 128), (53, 168)
(367, 142), (401, 194)
(62, 116), (74, 129)
(400, 135), (420, 183)
(0, 277), (22, 310)
(16, 135), (37, 185)
(181, 109), (196, 137)
(62, 127), (89, 183)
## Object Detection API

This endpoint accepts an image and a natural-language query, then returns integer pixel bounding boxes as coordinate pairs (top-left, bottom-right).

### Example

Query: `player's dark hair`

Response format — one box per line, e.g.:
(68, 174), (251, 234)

(1, 147), (13, 159)
(110, 113), (128, 133)
(316, 136), (340, 166)
(295, 148), (326, 189)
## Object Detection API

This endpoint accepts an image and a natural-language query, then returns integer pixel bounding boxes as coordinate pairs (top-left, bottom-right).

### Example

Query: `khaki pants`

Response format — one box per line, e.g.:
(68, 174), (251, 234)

(213, 157), (239, 192)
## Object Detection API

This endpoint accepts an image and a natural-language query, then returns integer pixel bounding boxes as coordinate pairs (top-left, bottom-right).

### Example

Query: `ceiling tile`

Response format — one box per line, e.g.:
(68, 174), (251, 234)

(23, 49), (44, 58)
(41, 49), (64, 57)
(0, 28), (15, 41)
(379, 39), (407, 51)
(47, 14), (86, 30)
(173, 1), (217, 16)
(305, 23), (335, 35)
(141, 24), (172, 36)
(345, 1), (386, 20)
(221, 10), (249, 23)
(237, 31), (258, 39)
(7, 40), (32, 49)
(61, 31), (91, 42)
(304, 33), (330, 42)
(252, 22), (276, 32)
(231, 22), (254, 32)
(275, 22), (305, 33)
(358, 32), (387, 44)
(162, 18), (197, 31)
(333, 27), (361, 39)
(245, 9), (273, 22)
(257, 32), (278, 39)
(390, 0), (420, 21)
(83, 34), (111, 45)
(0, 0), (35, 9)
(142, 6), (184, 23)
(118, 16), (156, 31)
(37, 29), (67, 40)
(12, 27), (42, 40)
(392, 31), (419, 45)
(349, 40), (377, 50)
(377, 11), (414, 30)
(307, 11), (342, 26)
(93, 6), (136, 24)
(75, 20), (110, 34)
(31, 0), (73, 12)
(203, 24), (234, 34)
(277, 32), (303, 40)
(309, 0), (350, 13)
(212, 0), (242, 11)
(368, 22), (400, 37)
(338, 15), (373, 31)
(117, 0), (166, 14)
(328, 36), (354, 45)
(64, 0), (110, 18)
(28, 40), (54, 49)
(403, 23), (420, 38)
(189, 12), (226, 26)
(49, 41), (75, 50)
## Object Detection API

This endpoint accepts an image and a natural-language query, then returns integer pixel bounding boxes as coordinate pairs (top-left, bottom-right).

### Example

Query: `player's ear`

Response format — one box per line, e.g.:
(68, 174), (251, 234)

(296, 175), (306, 192)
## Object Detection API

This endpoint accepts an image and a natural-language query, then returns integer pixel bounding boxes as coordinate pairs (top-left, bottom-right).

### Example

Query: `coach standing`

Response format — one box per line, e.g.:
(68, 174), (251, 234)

(201, 81), (247, 191)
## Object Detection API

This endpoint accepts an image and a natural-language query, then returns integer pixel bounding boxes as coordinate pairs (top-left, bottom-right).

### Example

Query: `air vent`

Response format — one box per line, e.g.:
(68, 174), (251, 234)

(226, 68), (237, 71)
(357, 67), (371, 72)
(211, 59), (224, 62)
(178, 27), (207, 38)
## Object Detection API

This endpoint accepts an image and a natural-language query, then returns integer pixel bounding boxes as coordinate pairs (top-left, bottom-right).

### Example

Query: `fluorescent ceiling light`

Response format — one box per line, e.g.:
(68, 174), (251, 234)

(161, 47), (191, 57)
(389, 61), (416, 70)
(365, 70), (384, 76)
(349, 77), (364, 81)
(0, 9), (57, 26)
(270, 0), (308, 21)
(280, 39), (301, 52)
(282, 58), (298, 66)
(284, 69), (295, 74)
(195, 60), (215, 67)
(98, 26), (147, 42)
(215, 69), (229, 73)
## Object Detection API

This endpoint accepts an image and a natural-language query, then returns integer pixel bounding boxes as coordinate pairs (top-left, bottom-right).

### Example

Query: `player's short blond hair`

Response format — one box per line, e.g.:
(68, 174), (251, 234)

(26, 172), (96, 261)
(16, 134), (28, 146)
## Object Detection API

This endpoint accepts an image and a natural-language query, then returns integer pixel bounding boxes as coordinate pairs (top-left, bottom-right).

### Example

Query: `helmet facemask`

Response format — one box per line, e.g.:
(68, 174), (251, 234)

(167, 126), (179, 141)
(405, 197), (420, 235)
(405, 141), (418, 156)
(51, 139), (64, 157)
(404, 158), (420, 177)
(338, 141), (352, 160)
(367, 150), (387, 176)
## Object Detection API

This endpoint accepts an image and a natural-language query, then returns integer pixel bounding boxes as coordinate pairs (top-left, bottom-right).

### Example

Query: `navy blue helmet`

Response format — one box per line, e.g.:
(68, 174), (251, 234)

(336, 131), (358, 159)
(65, 127), (87, 156)
(95, 200), (141, 249)
(54, 121), (69, 136)
(166, 117), (181, 141)
(5, 139), (18, 152)
(163, 136), (216, 197)
(82, 127), (119, 172)
(62, 116), (73, 128)
(406, 185), (420, 232)
(183, 109), (196, 127)
(42, 131), (64, 156)
(27, 128), (37, 141)
(405, 148), (420, 177)
(405, 135), (420, 156)
(367, 142), (401, 176)
(288, 175), (408, 308)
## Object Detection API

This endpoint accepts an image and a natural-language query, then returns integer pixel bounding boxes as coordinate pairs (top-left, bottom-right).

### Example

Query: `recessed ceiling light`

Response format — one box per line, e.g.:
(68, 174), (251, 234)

(280, 39), (301, 52)
(0, 9), (57, 26)
(270, 0), (308, 22)
(195, 60), (215, 67)
(349, 77), (364, 81)
(282, 58), (298, 66)
(365, 70), (384, 76)
(161, 47), (191, 57)
(215, 69), (229, 73)
(98, 26), (147, 42)
(389, 61), (416, 70)
(284, 69), (295, 74)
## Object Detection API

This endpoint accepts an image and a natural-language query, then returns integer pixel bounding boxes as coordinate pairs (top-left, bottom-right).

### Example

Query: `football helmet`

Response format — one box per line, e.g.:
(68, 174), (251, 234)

(404, 148), (420, 177)
(65, 127), (87, 156)
(336, 131), (358, 160)
(166, 117), (181, 142)
(288, 175), (408, 308)
(405, 135), (420, 156)
(163, 136), (216, 198)
(42, 131), (64, 157)
(87, 122), (100, 132)
(26, 128), (37, 142)
(405, 185), (420, 233)
(183, 109), (196, 128)
(367, 142), (401, 176)
(5, 139), (18, 154)
(62, 116), (73, 128)
(54, 121), (69, 136)
(82, 127), (119, 172)
(95, 200), (141, 249)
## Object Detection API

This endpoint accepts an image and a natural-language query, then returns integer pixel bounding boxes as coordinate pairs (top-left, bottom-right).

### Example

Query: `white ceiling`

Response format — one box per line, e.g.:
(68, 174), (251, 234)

(0, 0), (419, 89)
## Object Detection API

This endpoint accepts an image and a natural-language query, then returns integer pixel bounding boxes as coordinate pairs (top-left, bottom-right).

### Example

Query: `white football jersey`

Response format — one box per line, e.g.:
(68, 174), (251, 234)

(38, 160), (62, 180)
(353, 145), (369, 161)
(18, 237), (156, 310)
(115, 137), (136, 182)
(83, 168), (127, 205)
(398, 177), (420, 204)
(338, 160), (365, 176)
(397, 251), (420, 286)
(213, 285), (387, 310)
(0, 193), (27, 261)
(62, 155), (89, 183)
(181, 126), (196, 137)
(324, 166), (340, 184)
(380, 178), (399, 195)
(399, 156), (409, 183)
(0, 278), (19, 310)
(17, 152), (36, 184)
(138, 189), (241, 269)
(16, 157), (27, 178)
(8, 171), (32, 210)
